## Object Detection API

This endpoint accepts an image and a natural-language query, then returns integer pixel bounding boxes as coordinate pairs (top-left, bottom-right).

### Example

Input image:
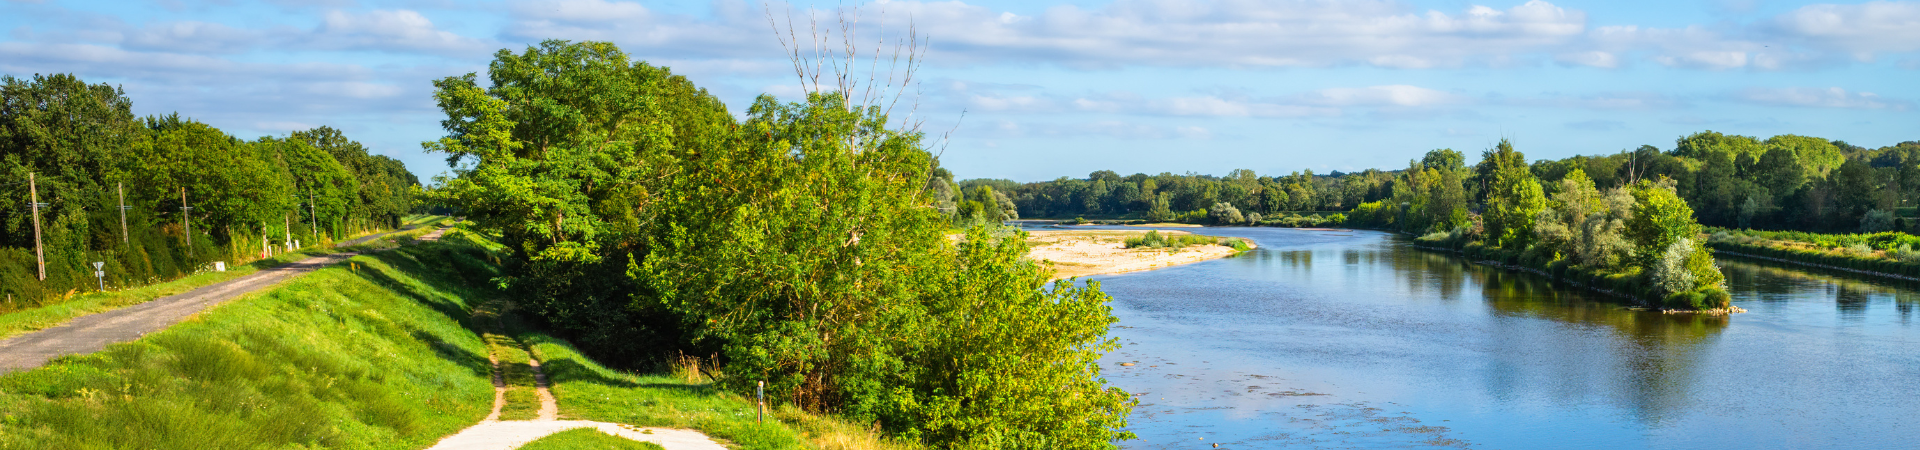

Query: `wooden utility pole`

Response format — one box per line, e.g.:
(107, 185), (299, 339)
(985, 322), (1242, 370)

(181, 187), (192, 256)
(116, 182), (128, 244)
(29, 173), (45, 281)
(308, 187), (317, 239)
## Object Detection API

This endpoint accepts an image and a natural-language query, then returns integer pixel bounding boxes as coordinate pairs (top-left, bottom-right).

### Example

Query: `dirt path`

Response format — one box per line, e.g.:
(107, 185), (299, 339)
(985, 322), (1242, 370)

(0, 224), (446, 375)
(425, 326), (725, 450)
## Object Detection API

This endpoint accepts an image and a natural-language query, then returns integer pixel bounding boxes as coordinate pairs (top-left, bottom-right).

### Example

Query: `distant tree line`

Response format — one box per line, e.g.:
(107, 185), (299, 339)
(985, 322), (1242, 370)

(1, 74), (420, 308)
(974, 131), (1920, 234)
(962, 167), (1390, 223)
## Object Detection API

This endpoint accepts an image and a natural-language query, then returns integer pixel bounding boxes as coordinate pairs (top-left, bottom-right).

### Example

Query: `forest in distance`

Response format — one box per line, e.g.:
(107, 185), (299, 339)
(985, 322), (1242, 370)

(963, 132), (1920, 235)
(0, 74), (423, 308)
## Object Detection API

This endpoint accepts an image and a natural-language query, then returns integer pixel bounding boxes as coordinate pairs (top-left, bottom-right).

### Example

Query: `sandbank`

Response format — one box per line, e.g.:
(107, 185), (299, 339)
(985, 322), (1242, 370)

(1026, 230), (1251, 280)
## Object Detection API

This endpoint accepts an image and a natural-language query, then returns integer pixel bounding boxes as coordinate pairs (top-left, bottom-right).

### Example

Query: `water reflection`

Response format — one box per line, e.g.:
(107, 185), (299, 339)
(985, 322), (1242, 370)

(1090, 227), (1920, 450)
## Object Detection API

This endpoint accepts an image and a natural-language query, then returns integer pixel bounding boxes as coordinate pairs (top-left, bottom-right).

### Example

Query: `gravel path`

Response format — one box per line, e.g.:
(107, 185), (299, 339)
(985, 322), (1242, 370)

(0, 224), (440, 375)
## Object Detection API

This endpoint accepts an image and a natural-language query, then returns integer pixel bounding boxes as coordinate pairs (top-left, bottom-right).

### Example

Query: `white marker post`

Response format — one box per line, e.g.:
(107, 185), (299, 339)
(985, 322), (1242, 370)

(92, 261), (105, 292)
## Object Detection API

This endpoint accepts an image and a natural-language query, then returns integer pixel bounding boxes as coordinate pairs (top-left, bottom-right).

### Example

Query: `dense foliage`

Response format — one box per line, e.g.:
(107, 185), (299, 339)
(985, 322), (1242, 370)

(0, 74), (418, 309)
(427, 41), (1132, 448)
(981, 132), (1920, 236)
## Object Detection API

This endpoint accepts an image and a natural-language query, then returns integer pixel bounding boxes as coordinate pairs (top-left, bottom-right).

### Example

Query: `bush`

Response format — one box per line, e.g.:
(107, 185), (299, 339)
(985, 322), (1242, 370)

(1648, 238), (1697, 296)
(1207, 203), (1244, 225)
(1862, 209), (1896, 233)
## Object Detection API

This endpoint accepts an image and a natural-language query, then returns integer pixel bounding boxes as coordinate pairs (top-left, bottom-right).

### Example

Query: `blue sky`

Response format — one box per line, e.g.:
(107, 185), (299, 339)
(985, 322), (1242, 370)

(3, 0), (1915, 182)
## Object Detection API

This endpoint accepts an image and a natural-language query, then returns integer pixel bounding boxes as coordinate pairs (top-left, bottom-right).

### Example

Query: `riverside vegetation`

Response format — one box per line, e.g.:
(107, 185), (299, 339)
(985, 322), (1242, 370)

(1705, 228), (1920, 280)
(0, 74), (422, 309)
(963, 133), (1920, 235)
(425, 40), (1132, 448)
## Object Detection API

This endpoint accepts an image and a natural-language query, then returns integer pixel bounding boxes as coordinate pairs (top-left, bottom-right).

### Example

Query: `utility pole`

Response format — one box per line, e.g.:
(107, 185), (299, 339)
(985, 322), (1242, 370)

(308, 187), (317, 239)
(181, 187), (192, 257)
(284, 213), (291, 251)
(29, 173), (45, 281)
(117, 182), (129, 244)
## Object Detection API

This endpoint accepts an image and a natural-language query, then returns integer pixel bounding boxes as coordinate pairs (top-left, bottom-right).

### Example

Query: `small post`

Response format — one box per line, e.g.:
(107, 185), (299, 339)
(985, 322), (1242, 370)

(92, 261), (105, 292)
(756, 380), (765, 424)
(117, 182), (128, 244)
(29, 173), (45, 280)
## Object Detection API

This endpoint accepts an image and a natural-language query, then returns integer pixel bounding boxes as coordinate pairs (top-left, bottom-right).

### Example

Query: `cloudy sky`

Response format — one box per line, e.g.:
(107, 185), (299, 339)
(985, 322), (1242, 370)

(3, 0), (1916, 181)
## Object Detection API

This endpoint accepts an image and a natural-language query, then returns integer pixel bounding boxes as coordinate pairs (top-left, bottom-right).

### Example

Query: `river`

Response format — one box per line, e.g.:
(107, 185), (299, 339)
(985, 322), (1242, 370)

(1072, 226), (1920, 450)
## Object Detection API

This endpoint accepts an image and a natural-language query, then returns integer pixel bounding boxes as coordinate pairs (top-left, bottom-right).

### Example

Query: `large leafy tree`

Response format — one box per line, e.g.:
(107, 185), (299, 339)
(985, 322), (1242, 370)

(1480, 139), (1547, 249)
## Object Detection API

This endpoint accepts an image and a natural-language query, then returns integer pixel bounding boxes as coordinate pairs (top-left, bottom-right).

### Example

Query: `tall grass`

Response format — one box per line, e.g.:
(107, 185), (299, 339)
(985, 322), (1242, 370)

(0, 232), (500, 449)
(1122, 230), (1251, 251)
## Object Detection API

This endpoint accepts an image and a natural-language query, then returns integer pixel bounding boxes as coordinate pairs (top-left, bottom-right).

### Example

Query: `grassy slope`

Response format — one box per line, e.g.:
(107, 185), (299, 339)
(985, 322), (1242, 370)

(519, 428), (664, 450)
(0, 224), (916, 450)
(0, 229), (496, 449)
(0, 215), (451, 342)
(524, 332), (924, 450)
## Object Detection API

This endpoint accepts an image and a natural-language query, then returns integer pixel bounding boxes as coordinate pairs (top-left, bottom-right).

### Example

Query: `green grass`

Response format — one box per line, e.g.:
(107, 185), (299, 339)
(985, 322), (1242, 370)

(1122, 230), (1252, 250)
(0, 247), (333, 342)
(518, 428), (665, 450)
(0, 215), (452, 342)
(0, 223), (916, 450)
(521, 331), (924, 450)
(0, 231), (501, 449)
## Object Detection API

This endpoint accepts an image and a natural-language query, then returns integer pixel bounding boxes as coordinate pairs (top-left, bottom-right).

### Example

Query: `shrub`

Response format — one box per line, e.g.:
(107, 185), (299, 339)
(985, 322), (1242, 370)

(1862, 209), (1897, 233)
(1123, 231), (1168, 249)
(1649, 238), (1697, 296)
(1207, 203), (1244, 225)
(1245, 212), (1262, 225)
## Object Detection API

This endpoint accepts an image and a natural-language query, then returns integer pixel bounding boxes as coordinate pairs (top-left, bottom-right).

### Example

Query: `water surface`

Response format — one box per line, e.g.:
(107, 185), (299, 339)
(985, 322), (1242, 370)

(1082, 227), (1919, 449)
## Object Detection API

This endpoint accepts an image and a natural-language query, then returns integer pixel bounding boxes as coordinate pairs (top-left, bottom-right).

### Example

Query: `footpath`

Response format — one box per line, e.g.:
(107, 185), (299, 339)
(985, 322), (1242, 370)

(0, 224), (437, 374)
(424, 306), (726, 450)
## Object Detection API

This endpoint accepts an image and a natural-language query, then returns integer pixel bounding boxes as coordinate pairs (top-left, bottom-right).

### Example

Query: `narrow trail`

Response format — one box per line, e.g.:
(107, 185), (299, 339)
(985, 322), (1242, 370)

(427, 305), (725, 450)
(0, 224), (445, 375)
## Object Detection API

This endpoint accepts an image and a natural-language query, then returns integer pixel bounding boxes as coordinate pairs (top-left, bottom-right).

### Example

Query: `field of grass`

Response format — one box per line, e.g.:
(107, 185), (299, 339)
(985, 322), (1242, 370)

(0, 229), (499, 449)
(519, 428), (665, 450)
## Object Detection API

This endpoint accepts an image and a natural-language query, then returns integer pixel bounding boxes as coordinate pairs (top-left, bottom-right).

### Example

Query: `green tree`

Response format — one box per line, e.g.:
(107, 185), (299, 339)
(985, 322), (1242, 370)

(1480, 139), (1547, 249)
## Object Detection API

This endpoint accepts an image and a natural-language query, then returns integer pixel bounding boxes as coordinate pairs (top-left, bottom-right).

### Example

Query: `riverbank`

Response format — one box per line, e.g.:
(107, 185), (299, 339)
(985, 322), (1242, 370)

(1026, 230), (1250, 280)
(1409, 240), (1743, 315)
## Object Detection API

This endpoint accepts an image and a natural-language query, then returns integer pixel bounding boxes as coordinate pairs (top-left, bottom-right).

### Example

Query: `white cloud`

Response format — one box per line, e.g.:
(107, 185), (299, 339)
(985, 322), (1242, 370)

(1735, 87), (1909, 110)
(308, 9), (491, 55)
(480, 0), (1920, 72)
(1299, 85), (1458, 107)
(505, 0), (775, 59)
(1503, 91), (1684, 110)
(1772, 1), (1920, 57)
(122, 21), (263, 54)
(1555, 50), (1618, 68)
